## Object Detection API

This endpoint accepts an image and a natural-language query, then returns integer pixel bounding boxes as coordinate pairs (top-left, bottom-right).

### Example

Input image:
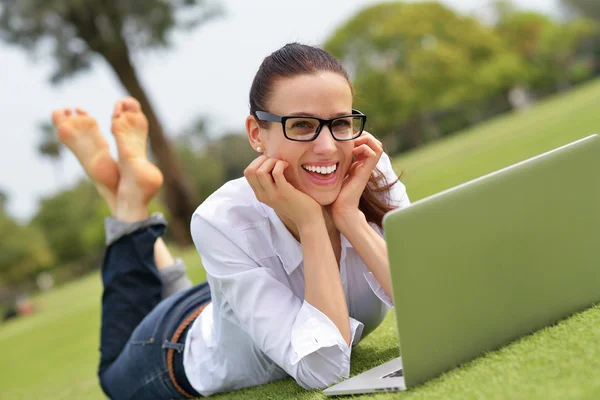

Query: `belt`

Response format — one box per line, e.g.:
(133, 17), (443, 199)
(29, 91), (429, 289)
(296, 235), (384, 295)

(166, 302), (210, 399)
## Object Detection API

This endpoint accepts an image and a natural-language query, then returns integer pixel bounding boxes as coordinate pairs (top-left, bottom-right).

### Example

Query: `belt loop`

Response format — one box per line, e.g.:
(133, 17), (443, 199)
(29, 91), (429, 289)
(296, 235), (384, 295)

(162, 340), (185, 353)
(167, 302), (210, 399)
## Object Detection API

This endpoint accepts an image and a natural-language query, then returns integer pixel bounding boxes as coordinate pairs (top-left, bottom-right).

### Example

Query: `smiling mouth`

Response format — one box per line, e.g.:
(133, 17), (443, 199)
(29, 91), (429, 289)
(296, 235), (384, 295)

(301, 162), (340, 186)
(301, 163), (338, 175)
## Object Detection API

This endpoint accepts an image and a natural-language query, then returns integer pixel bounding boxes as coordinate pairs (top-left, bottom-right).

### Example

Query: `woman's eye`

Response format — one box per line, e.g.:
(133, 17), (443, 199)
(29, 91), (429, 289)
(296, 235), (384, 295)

(291, 119), (316, 129)
(333, 119), (351, 128)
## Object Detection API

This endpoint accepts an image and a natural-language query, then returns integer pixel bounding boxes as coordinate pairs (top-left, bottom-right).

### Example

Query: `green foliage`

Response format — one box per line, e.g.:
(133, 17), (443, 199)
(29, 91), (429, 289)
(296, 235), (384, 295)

(176, 120), (256, 202)
(495, 9), (597, 92)
(0, 188), (7, 211)
(0, 0), (222, 82)
(31, 180), (108, 266)
(325, 2), (525, 151)
(561, 0), (600, 20)
(37, 122), (63, 161)
(0, 203), (54, 287)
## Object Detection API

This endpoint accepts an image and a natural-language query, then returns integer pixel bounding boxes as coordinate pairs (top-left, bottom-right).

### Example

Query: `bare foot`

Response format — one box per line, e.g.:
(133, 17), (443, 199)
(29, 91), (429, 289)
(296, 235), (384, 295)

(51, 108), (120, 212)
(111, 97), (163, 221)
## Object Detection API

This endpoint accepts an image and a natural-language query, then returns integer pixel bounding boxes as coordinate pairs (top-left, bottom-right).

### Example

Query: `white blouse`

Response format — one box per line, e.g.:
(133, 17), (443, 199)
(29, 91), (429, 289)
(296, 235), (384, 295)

(184, 153), (410, 396)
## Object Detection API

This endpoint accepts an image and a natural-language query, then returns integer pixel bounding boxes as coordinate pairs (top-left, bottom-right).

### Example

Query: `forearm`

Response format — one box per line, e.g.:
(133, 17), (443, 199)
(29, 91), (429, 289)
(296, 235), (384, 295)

(299, 217), (351, 345)
(337, 212), (394, 305)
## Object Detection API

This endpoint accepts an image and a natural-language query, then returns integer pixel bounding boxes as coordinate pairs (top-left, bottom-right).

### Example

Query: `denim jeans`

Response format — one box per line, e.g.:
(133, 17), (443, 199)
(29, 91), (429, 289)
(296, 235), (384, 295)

(98, 219), (210, 400)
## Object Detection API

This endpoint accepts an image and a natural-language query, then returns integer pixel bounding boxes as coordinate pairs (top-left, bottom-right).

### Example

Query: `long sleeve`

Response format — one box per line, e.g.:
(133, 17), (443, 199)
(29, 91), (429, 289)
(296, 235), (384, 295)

(378, 152), (410, 209)
(191, 213), (364, 389)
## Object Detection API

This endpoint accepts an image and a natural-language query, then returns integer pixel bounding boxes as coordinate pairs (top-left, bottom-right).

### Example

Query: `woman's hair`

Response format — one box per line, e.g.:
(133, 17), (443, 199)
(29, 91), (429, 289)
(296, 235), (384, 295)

(249, 43), (399, 228)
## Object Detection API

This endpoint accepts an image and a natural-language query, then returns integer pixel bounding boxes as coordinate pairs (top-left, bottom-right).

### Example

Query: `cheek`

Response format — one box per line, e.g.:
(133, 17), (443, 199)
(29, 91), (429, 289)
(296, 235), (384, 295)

(339, 144), (355, 173)
(283, 167), (297, 185)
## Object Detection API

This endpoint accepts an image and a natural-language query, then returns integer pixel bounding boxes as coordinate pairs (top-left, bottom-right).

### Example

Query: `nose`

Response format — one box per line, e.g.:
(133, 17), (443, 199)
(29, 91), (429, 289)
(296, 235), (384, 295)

(312, 125), (337, 156)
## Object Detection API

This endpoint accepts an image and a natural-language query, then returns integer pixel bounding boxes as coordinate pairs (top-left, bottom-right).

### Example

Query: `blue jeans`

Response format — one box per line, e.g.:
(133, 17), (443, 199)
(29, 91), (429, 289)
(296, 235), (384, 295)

(98, 221), (209, 399)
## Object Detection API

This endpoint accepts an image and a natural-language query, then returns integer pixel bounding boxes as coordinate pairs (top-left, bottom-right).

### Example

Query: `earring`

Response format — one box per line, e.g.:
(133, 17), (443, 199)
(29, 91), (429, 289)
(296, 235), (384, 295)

(256, 146), (262, 152)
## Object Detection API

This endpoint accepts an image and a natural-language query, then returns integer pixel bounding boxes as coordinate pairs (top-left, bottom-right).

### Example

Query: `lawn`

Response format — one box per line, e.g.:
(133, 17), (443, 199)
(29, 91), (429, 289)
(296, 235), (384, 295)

(2, 78), (600, 399)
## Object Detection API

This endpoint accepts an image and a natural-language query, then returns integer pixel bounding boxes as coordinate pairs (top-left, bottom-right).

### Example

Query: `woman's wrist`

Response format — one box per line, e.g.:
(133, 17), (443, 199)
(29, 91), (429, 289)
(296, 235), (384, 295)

(333, 208), (367, 236)
(296, 212), (327, 237)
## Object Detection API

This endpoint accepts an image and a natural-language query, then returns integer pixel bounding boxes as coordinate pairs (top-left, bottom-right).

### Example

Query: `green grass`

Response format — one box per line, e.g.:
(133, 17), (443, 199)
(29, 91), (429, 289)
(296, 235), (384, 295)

(2, 79), (600, 399)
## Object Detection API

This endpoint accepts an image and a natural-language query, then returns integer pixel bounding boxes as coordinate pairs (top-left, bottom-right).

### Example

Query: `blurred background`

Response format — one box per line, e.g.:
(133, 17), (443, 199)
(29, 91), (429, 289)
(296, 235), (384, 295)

(1, 0), (599, 396)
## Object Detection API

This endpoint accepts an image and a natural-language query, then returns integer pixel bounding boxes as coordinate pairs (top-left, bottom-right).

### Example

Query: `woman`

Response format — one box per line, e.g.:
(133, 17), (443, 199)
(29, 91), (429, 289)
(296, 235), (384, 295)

(52, 43), (409, 400)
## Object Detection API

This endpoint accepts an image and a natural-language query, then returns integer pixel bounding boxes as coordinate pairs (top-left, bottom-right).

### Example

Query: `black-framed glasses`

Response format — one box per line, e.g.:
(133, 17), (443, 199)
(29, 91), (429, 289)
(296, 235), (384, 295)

(255, 109), (367, 142)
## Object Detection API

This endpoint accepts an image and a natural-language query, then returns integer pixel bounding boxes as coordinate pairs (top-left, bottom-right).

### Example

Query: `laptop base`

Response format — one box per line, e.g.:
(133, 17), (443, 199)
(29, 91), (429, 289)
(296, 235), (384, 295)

(323, 357), (406, 396)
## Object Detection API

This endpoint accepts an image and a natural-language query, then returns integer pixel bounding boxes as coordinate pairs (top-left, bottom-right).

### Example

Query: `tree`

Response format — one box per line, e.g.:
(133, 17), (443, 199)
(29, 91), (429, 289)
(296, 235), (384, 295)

(176, 118), (256, 203)
(495, 9), (596, 93)
(0, 196), (54, 288)
(37, 121), (64, 184)
(560, 0), (600, 75)
(0, 189), (7, 211)
(325, 2), (525, 152)
(0, 0), (222, 245)
(31, 178), (167, 269)
(32, 180), (109, 265)
(561, 0), (600, 20)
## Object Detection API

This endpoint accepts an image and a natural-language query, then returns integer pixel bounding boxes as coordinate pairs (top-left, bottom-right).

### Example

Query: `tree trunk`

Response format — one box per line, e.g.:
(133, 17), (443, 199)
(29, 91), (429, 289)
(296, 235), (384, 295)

(107, 52), (196, 246)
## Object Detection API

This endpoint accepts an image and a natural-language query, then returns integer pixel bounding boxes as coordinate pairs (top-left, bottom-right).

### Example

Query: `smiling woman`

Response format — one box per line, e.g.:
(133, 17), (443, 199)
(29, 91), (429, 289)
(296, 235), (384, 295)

(186, 43), (410, 396)
(52, 43), (411, 400)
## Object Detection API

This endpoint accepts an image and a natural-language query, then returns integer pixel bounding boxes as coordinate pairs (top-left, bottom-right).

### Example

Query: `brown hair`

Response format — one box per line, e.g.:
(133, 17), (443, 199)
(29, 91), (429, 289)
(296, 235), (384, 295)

(249, 43), (399, 228)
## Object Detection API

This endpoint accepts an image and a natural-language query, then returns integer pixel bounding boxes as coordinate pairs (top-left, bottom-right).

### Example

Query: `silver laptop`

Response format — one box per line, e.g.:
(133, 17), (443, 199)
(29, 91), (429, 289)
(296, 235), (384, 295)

(324, 134), (600, 395)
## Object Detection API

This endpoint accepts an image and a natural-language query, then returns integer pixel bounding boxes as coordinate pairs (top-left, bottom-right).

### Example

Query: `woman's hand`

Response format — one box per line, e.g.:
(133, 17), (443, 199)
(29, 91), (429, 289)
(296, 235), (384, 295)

(330, 132), (383, 228)
(244, 155), (322, 230)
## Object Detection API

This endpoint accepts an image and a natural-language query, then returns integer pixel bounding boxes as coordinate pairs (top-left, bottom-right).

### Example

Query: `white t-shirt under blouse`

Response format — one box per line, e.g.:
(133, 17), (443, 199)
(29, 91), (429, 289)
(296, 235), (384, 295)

(184, 153), (410, 396)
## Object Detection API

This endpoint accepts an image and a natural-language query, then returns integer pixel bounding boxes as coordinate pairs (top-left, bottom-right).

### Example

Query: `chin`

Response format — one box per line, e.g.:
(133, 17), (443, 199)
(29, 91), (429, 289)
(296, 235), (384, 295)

(309, 191), (340, 207)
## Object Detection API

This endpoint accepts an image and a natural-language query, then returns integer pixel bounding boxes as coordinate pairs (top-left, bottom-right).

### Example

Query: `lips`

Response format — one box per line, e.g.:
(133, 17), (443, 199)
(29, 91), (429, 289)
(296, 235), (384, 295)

(301, 163), (338, 175)
(301, 162), (339, 187)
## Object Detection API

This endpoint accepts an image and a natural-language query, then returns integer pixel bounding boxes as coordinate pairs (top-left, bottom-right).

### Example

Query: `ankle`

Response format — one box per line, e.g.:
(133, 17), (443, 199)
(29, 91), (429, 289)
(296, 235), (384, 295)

(95, 185), (118, 215)
(115, 201), (149, 223)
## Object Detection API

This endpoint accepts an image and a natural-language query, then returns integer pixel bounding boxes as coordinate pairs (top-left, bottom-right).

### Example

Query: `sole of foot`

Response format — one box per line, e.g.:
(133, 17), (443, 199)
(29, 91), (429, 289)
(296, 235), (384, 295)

(51, 107), (119, 195)
(111, 97), (163, 206)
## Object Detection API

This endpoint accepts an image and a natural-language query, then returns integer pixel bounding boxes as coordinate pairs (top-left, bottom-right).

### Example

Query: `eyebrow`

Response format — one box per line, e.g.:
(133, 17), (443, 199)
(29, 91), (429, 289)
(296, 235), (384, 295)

(287, 111), (353, 118)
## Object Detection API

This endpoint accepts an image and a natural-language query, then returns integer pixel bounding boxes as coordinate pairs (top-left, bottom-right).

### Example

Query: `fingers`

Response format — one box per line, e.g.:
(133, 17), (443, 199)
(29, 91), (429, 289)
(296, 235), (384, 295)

(244, 156), (293, 206)
(244, 155), (273, 202)
(353, 132), (383, 155)
(272, 160), (291, 190)
(256, 158), (278, 194)
(347, 135), (382, 186)
(352, 143), (377, 159)
(352, 131), (383, 171)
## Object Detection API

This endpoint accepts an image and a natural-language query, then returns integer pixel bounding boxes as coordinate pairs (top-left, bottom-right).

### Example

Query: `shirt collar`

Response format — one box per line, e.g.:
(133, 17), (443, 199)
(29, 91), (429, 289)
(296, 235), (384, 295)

(259, 203), (355, 275)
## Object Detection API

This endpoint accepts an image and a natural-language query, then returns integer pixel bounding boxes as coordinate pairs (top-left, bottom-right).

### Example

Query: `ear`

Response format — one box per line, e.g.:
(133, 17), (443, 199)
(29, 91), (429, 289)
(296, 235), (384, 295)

(246, 115), (264, 153)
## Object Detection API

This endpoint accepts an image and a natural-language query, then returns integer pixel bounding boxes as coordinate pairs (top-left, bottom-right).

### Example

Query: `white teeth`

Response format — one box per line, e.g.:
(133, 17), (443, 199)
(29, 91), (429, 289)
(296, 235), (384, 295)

(302, 164), (337, 175)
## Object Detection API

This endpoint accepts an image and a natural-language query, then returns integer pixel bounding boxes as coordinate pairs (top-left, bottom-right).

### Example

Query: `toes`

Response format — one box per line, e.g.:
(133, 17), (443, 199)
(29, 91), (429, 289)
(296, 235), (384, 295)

(75, 107), (88, 116)
(113, 97), (142, 122)
(51, 108), (70, 126)
(112, 101), (124, 120)
(122, 96), (142, 113)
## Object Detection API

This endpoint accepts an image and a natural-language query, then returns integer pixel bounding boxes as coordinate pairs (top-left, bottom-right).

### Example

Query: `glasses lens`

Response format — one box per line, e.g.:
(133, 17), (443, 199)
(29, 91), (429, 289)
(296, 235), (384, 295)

(331, 117), (364, 140)
(285, 117), (320, 141)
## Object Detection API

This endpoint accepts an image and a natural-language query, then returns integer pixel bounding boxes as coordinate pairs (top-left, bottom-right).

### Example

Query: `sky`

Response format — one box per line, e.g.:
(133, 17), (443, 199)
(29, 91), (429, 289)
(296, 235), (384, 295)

(0, 0), (559, 222)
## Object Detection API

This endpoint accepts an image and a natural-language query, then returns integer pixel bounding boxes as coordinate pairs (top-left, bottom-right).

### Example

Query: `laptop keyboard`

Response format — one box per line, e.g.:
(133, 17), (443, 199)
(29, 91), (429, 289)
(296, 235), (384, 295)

(381, 368), (404, 379)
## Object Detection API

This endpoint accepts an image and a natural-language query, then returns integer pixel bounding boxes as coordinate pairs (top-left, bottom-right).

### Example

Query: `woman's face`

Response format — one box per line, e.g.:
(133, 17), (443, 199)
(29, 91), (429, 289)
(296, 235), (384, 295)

(253, 72), (355, 206)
